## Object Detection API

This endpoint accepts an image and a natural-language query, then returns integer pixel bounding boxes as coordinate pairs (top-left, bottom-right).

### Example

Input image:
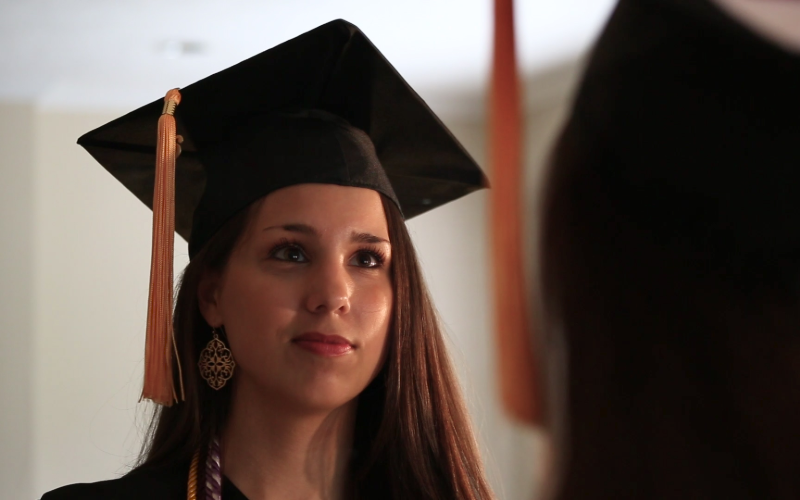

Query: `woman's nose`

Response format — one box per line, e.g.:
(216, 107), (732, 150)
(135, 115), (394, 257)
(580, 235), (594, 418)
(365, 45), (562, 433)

(304, 260), (351, 315)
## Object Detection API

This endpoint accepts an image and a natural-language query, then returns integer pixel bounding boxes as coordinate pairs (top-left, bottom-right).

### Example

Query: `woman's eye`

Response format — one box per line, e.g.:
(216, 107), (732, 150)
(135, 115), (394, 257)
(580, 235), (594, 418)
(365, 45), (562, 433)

(350, 251), (382, 268)
(272, 245), (308, 263)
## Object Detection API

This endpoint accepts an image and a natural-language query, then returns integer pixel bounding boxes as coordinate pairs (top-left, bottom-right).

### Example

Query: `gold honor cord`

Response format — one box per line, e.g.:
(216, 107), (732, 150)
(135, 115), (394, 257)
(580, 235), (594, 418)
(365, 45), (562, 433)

(187, 449), (200, 500)
(187, 437), (223, 500)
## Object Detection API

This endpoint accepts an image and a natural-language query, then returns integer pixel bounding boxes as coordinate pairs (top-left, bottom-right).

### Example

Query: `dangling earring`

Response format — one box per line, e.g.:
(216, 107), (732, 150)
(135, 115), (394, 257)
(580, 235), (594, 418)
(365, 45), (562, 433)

(198, 327), (236, 390)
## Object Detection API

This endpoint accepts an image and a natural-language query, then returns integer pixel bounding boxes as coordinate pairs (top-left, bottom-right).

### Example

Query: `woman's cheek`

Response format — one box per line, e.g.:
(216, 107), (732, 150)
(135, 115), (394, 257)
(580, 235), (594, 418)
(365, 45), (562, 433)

(221, 268), (296, 338)
(241, 263), (295, 301)
(359, 285), (392, 378)
(355, 282), (392, 338)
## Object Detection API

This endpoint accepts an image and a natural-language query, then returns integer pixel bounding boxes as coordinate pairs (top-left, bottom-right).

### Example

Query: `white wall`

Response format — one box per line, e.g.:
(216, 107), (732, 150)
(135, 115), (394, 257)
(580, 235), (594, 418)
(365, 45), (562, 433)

(31, 108), (190, 495)
(0, 102), (36, 500)
(0, 65), (576, 498)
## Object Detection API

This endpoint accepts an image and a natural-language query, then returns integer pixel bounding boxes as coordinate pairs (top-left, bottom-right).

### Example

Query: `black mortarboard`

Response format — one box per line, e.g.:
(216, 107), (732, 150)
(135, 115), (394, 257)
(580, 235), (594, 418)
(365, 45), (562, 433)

(76, 19), (487, 405)
(78, 19), (487, 258)
(565, 0), (800, 258)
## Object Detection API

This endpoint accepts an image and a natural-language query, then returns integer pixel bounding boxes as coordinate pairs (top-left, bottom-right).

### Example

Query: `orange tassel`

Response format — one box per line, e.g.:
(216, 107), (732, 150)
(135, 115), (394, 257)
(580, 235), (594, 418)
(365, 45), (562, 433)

(490, 0), (542, 425)
(142, 88), (185, 406)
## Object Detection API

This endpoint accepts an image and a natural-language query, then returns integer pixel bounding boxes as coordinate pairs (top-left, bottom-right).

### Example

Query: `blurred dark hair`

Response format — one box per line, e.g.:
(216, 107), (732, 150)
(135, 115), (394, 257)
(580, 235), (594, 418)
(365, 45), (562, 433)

(540, 119), (800, 500)
(136, 193), (493, 500)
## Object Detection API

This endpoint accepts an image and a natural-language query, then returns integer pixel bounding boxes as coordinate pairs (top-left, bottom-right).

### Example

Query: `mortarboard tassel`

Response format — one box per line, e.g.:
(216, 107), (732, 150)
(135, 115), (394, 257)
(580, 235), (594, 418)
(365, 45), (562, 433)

(490, 0), (542, 425)
(142, 88), (185, 406)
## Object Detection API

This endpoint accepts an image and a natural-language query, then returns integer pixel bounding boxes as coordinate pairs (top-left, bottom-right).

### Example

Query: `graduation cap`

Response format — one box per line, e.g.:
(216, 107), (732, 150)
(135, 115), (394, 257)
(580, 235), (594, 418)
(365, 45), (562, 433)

(77, 19), (487, 405)
(564, 0), (800, 257)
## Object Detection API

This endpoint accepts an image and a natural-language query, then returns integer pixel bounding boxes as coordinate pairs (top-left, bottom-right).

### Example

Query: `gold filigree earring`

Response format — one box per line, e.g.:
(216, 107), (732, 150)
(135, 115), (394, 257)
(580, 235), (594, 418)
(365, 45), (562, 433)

(198, 327), (236, 390)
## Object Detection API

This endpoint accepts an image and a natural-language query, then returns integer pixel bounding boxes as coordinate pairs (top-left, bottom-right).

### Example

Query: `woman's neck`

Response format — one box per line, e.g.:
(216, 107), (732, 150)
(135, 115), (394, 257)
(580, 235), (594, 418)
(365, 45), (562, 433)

(221, 379), (357, 500)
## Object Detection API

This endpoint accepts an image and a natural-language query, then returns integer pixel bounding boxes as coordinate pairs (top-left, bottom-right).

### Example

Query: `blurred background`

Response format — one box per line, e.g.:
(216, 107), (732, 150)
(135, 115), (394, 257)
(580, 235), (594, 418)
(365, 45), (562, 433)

(0, 1), (618, 498)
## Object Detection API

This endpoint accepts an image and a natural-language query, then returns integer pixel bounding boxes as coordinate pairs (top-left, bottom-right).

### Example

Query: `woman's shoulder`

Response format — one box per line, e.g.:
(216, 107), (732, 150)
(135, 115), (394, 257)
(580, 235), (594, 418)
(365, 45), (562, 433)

(41, 460), (189, 500)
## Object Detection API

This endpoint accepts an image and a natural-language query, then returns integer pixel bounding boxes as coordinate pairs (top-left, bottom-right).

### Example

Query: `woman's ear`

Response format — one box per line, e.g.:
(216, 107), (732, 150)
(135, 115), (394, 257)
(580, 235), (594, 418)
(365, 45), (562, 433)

(198, 271), (223, 327)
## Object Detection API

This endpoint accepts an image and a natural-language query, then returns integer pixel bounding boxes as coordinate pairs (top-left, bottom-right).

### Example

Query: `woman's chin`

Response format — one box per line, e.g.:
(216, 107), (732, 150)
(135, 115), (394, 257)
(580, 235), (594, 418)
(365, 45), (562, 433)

(234, 375), (363, 415)
(283, 380), (364, 413)
(258, 392), (357, 416)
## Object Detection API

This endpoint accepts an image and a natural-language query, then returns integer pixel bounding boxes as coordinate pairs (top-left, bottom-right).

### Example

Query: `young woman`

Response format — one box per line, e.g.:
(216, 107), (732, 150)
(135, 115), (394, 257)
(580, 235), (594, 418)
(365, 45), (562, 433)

(540, 0), (800, 499)
(43, 20), (494, 500)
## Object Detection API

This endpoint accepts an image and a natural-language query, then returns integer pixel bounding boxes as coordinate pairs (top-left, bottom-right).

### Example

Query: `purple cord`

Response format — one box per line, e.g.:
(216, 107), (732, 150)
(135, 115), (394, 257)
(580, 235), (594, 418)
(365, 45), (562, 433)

(205, 436), (223, 500)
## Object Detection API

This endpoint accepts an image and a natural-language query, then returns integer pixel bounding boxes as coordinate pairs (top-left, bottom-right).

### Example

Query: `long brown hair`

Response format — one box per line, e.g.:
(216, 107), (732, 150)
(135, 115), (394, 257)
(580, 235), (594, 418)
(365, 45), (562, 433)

(540, 120), (800, 500)
(137, 193), (493, 500)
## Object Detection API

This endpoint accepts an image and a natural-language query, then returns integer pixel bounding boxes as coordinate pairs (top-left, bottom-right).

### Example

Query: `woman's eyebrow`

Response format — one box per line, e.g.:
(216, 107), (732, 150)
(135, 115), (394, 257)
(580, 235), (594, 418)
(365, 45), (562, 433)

(351, 231), (390, 245)
(262, 223), (316, 235)
(262, 225), (388, 245)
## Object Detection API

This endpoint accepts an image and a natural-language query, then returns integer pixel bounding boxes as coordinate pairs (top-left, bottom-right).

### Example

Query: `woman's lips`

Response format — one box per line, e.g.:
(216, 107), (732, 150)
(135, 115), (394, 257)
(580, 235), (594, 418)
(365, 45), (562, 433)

(292, 332), (354, 357)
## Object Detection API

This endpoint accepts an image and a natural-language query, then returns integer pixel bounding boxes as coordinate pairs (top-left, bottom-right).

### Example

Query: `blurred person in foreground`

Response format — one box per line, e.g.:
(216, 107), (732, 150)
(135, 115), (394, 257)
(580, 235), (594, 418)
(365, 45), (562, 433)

(539, 0), (800, 498)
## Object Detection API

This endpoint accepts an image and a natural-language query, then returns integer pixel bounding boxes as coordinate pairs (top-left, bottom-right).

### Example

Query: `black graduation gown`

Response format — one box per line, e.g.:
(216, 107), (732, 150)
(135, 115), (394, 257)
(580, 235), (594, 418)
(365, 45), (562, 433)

(40, 461), (249, 500)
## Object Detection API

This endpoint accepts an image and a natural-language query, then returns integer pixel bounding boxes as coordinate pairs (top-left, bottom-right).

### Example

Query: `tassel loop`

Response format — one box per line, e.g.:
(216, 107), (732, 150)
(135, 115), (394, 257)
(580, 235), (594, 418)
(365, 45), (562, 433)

(142, 88), (185, 406)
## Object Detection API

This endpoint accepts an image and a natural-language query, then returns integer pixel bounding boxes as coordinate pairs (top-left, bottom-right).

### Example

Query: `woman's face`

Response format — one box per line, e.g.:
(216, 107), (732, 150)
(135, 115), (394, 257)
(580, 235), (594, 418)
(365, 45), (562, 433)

(200, 183), (393, 412)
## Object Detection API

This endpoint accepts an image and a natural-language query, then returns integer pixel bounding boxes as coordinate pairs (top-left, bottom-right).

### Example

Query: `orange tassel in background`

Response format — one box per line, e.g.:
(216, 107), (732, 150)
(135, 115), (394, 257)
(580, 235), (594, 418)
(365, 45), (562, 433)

(142, 88), (185, 406)
(490, 0), (542, 425)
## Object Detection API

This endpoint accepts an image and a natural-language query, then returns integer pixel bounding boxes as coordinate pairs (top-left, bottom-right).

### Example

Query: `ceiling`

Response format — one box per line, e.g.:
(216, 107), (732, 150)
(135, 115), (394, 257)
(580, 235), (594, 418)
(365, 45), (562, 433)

(0, 0), (617, 113)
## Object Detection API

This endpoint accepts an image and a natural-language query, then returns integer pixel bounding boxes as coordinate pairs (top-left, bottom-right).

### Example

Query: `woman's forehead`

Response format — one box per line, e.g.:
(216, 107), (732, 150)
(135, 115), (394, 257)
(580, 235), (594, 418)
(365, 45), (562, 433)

(256, 183), (389, 237)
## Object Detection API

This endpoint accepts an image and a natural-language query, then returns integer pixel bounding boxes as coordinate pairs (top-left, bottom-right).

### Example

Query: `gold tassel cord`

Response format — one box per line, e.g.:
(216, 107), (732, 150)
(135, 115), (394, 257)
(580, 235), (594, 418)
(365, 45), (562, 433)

(187, 448), (200, 500)
(142, 88), (185, 406)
